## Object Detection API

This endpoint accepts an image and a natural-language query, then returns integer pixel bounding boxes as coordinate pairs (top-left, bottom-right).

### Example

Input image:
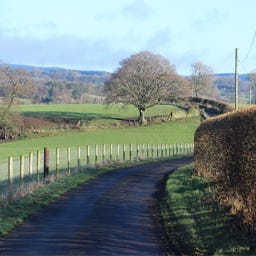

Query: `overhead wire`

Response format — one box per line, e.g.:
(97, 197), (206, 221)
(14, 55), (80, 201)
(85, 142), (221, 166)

(239, 31), (256, 64)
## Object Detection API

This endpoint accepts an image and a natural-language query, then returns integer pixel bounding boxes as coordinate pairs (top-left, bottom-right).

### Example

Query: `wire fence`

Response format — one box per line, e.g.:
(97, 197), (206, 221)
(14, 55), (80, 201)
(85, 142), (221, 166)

(0, 143), (194, 201)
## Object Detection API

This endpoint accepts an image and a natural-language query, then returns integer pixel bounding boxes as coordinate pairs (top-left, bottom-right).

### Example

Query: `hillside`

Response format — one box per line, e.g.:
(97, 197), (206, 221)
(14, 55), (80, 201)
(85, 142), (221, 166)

(8, 64), (253, 104)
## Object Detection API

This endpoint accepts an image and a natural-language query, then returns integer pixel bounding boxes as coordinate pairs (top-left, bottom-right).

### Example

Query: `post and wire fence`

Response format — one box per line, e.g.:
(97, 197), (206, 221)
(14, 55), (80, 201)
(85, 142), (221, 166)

(0, 143), (194, 200)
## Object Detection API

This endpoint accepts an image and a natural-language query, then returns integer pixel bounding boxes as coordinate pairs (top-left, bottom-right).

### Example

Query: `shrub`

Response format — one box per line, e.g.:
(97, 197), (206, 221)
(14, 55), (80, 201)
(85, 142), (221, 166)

(194, 107), (256, 251)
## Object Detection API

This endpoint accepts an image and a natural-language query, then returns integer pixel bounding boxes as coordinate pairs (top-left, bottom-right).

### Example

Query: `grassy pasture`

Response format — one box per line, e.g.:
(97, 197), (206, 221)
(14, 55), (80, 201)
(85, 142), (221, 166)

(0, 104), (200, 160)
(17, 103), (180, 121)
(0, 117), (199, 160)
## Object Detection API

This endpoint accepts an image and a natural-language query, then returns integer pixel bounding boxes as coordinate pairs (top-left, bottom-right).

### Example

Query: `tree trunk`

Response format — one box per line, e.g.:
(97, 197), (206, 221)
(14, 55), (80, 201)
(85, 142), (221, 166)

(138, 108), (147, 126)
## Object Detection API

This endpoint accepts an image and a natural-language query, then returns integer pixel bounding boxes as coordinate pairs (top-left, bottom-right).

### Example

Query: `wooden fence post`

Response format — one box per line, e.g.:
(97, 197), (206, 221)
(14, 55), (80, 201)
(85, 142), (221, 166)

(20, 155), (24, 188)
(8, 157), (13, 191)
(117, 144), (120, 160)
(123, 144), (126, 161)
(102, 144), (105, 162)
(56, 148), (59, 177)
(110, 144), (112, 161)
(95, 144), (98, 164)
(87, 145), (90, 165)
(67, 147), (71, 175)
(37, 150), (40, 182)
(136, 144), (139, 158)
(29, 152), (33, 179)
(44, 148), (49, 179)
(129, 144), (133, 161)
(77, 146), (81, 172)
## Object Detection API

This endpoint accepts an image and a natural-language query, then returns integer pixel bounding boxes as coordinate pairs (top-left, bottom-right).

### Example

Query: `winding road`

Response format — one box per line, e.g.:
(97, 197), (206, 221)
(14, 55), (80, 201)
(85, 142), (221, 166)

(0, 157), (193, 256)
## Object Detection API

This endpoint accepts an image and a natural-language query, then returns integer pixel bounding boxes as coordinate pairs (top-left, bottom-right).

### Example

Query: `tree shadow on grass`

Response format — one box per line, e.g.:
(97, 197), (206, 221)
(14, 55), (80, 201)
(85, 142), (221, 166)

(22, 111), (121, 122)
(164, 170), (251, 255)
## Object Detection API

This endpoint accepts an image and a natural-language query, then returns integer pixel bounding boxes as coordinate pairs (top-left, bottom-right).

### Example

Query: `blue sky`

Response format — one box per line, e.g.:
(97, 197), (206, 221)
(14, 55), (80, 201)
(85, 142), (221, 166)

(1, 0), (256, 75)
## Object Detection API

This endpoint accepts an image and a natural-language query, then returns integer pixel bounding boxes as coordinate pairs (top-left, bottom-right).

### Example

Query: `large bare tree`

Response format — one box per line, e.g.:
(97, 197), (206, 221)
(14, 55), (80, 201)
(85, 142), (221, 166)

(190, 62), (214, 98)
(104, 51), (180, 125)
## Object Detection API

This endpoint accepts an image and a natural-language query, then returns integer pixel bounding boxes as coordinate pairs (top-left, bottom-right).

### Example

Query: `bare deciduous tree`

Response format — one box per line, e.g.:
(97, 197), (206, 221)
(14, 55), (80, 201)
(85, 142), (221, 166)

(0, 62), (32, 139)
(191, 62), (214, 98)
(104, 51), (181, 125)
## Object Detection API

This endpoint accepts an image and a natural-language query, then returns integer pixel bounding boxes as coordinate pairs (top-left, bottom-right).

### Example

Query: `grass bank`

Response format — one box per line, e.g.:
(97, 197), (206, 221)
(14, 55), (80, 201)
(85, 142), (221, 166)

(161, 164), (251, 255)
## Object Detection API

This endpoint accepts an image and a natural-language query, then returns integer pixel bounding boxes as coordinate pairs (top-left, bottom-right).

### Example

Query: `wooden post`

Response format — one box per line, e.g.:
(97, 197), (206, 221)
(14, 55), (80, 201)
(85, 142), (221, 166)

(44, 148), (49, 179)
(129, 144), (133, 161)
(37, 150), (40, 182)
(87, 145), (90, 166)
(8, 157), (13, 190)
(67, 147), (71, 175)
(117, 144), (120, 160)
(123, 144), (126, 161)
(136, 144), (139, 158)
(56, 148), (59, 177)
(142, 144), (145, 157)
(95, 144), (98, 164)
(20, 155), (24, 188)
(29, 152), (33, 179)
(102, 144), (105, 162)
(110, 144), (112, 161)
(77, 146), (81, 172)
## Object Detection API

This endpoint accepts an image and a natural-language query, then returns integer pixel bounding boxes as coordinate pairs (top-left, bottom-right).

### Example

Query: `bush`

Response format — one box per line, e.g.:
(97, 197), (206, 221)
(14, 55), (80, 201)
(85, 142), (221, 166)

(194, 106), (256, 251)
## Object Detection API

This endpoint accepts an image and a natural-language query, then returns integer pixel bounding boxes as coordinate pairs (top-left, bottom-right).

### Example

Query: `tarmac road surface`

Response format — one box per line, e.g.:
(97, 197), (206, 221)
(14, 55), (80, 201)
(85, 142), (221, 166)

(0, 157), (193, 256)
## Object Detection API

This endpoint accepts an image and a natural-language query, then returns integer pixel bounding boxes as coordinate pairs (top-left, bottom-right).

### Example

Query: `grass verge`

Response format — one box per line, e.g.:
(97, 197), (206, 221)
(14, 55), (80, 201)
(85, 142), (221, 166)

(160, 164), (251, 255)
(0, 156), (185, 236)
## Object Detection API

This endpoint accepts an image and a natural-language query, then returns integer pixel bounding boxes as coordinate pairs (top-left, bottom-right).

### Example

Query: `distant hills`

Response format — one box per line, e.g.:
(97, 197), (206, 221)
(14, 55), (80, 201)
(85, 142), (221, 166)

(10, 64), (110, 77)
(10, 64), (250, 81)
(215, 73), (249, 81)
(9, 64), (253, 104)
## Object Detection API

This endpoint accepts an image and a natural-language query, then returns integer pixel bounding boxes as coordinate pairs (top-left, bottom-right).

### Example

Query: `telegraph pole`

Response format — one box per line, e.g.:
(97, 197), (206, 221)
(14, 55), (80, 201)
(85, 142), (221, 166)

(235, 48), (239, 110)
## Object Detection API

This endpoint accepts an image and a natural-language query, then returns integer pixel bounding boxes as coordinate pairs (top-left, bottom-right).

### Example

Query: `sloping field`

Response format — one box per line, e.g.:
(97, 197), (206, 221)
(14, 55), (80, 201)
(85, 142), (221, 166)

(0, 116), (199, 160)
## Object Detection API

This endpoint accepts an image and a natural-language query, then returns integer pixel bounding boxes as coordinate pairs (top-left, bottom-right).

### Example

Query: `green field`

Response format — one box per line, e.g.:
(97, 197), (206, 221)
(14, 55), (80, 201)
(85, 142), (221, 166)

(0, 117), (199, 160)
(0, 104), (199, 160)
(17, 103), (180, 120)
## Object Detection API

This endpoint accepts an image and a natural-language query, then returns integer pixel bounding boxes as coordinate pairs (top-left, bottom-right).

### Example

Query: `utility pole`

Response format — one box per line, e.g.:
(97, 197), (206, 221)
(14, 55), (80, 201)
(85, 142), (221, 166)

(235, 48), (239, 110)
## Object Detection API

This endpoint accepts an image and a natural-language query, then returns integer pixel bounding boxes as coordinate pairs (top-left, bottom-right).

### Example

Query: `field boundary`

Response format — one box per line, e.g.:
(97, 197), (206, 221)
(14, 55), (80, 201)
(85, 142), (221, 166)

(1, 143), (194, 201)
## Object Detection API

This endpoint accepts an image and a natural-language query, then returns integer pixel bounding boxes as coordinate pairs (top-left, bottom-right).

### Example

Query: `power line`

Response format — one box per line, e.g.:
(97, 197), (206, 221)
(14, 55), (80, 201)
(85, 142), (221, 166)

(239, 31), (256, 64)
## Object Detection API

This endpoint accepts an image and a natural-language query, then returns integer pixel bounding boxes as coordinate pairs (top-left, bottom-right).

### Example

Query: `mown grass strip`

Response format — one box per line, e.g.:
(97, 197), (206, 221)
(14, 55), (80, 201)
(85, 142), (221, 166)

(161, 164), (251, 255)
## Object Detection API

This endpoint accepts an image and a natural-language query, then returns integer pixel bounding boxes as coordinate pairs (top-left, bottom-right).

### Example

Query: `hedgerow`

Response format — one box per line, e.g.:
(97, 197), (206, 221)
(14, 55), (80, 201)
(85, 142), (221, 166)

(194, 106), (256, 251)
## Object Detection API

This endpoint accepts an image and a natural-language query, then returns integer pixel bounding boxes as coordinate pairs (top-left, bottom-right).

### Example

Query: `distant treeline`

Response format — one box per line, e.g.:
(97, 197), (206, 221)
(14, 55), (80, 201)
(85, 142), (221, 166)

(4, 65), (255, 105)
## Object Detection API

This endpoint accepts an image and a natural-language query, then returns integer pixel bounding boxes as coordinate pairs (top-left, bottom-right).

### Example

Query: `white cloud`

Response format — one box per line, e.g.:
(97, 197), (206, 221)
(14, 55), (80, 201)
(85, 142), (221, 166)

(121, 0), (154, 21)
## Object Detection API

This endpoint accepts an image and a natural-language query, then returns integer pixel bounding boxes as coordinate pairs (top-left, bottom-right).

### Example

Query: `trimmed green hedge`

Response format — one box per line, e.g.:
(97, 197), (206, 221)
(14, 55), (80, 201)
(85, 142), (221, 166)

(194, 107), (256, 251)
(189, 97), (233, 114)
